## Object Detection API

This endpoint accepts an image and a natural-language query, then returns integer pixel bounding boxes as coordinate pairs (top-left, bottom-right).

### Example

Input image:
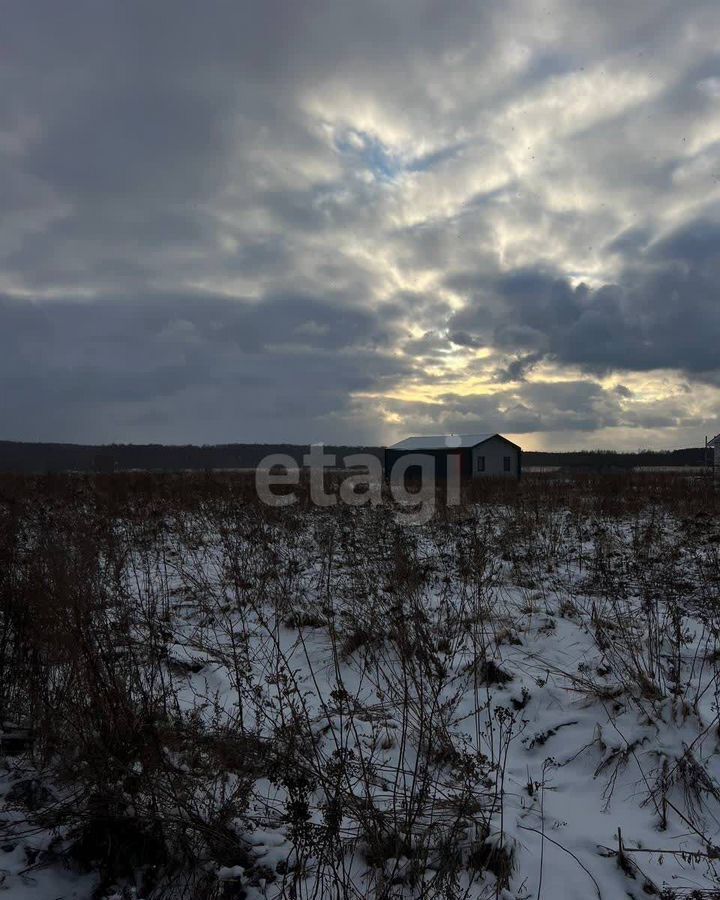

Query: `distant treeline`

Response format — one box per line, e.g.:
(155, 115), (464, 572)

(0, 441), (385, 474)
(0, 441), (710, 474)
(526, 447), (709, 469)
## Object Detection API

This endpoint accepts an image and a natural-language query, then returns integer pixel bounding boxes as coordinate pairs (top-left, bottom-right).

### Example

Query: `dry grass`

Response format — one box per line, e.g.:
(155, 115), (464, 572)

(0, 471), (719, 898)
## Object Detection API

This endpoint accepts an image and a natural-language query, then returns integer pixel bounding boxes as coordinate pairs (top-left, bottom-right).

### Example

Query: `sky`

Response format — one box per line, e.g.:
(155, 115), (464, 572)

(2, 1), (720, 451)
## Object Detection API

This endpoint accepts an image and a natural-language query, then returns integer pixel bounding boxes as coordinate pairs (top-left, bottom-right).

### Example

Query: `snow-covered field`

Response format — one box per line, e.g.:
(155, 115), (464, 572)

(2, 475), (720, 899)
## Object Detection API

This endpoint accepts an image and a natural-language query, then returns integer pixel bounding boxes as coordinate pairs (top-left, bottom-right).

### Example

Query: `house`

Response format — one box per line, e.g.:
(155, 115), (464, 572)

(385, 433), (522, 480)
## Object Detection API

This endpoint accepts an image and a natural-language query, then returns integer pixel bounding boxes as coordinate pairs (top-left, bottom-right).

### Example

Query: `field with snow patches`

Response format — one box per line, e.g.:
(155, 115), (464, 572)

(2, 474), (720, 899)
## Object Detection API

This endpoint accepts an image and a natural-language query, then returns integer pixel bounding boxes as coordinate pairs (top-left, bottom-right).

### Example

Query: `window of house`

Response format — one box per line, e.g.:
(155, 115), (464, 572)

(477, 456), (485, 472)
(503, 456), (511, 472)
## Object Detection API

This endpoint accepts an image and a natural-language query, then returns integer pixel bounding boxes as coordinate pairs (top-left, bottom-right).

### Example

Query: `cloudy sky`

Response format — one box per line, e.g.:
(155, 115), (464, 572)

(3, 1), (720, 449)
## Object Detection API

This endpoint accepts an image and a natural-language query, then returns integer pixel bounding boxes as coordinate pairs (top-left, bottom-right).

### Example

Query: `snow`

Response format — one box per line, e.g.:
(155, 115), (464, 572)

(2, 499), (720, 898)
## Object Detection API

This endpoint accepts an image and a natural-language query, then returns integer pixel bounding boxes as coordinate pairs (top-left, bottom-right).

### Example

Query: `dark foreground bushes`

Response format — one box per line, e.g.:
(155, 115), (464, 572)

(0, 471), (719, 898)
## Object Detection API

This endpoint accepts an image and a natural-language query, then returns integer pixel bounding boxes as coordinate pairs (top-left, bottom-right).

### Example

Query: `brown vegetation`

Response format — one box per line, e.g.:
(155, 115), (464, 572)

(1, 471), (720, 898)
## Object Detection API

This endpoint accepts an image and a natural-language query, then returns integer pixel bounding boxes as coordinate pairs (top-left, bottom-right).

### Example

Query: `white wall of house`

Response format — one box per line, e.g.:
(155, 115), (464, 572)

(471, 437), (520, 478)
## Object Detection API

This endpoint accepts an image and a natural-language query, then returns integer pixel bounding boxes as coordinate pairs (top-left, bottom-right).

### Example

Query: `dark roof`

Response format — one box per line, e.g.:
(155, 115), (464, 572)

(388, 433), (520, 451)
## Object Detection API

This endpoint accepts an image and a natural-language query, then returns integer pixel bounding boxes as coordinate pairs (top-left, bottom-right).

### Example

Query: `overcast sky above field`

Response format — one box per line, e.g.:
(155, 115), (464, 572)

(2, 1), (720, 450)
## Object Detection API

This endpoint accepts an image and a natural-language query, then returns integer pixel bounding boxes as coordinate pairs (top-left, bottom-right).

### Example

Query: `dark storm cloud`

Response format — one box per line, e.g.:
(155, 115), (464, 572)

(27, 83), (229, 201)
(387, 378), (696, 437)
(0, 289), (410, 442)
(400, 331), (452, 360)
(384, 380), (624, 436)
(0, 289), (402, 362)
(449, 211), (720, 377)
(494, 352), (544, 383)
(2, 0), (720, 445)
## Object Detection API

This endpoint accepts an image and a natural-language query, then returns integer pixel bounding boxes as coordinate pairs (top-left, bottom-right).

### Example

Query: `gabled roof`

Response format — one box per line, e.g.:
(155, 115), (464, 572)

(388, 433), (519, 451)
(708, 433), (720, 448)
